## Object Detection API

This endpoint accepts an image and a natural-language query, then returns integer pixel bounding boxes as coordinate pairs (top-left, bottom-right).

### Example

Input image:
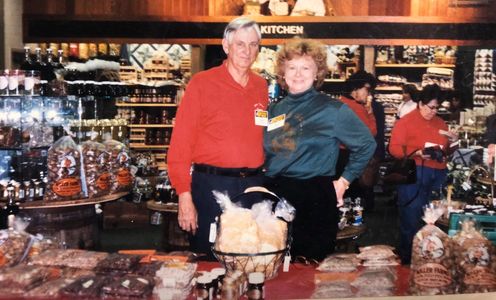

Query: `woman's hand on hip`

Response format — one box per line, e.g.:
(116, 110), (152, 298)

(333, 177), (349, 207)
(178, 192), (198, 234)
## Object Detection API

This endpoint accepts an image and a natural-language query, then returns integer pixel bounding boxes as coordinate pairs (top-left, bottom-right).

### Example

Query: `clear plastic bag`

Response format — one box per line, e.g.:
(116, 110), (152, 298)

(409, 204), (455, 295)
(82, 140), (111, 198)
(44, 136), (84, 201)
(0, 229), (33, 268)
(452, 218), (496, 293)
(317, 253), (360, 272)
(104, 139), (133, 193)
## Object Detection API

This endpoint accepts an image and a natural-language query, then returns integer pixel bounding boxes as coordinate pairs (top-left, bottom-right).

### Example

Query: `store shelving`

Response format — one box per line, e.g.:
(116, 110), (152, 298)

(128, 124), (174, 128)
(115, 103), (178, 107)
(375, 63), (455, 68)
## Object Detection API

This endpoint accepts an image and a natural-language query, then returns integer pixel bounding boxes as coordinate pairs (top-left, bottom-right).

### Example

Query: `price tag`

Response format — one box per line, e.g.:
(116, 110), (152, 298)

(283, 254), (291, 272)
(209, 222), (217, 243)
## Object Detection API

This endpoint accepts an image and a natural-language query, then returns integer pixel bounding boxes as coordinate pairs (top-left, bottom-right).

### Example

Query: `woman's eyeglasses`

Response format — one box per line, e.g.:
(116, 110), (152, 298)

(426, 105), (440, 111)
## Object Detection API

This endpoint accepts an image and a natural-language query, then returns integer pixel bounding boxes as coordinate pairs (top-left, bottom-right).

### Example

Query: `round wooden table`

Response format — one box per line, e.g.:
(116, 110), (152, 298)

(335, 224), (367, 252)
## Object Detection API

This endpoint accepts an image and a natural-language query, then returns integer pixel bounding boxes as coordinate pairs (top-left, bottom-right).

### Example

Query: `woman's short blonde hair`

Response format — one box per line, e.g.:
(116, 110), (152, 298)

(275, 38), (328, 91)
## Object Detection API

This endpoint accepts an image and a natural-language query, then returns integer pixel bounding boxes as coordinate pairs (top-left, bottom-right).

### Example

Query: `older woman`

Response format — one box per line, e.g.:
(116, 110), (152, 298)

(264, 38), (376, 261)
(389, 84), (457, 265)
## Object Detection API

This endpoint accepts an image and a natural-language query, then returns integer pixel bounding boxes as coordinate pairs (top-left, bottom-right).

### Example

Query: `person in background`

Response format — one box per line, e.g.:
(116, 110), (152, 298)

(447, 90), (463, 123)
(389, 84), (458, 265)
(397, 84), (419, 119)
(167, 17), (268, 258)
(337, 70), (377, 204)
(264, 38), (376, 261)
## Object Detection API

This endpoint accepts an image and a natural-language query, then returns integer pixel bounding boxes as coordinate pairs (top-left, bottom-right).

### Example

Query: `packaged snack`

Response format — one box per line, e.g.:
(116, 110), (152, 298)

(409, 204), (455, 295)
(101, 274), (154, 298)
(317, 253), (360, 272)
(452, 219), (496, 293)
(44, 136), (84, 201)
(27, 278), (75, 297)
(60, 275), (108, 298)
(104, 139), (133, 193)
(0, 265), (57, 294)
(0, 229), (33, 268)
(81, 140), (111, 198)
(94, 253), (143, 274)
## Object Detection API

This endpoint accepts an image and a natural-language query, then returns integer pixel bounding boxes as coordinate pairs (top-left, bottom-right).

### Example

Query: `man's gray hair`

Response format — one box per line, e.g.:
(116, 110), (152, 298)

(223, 16), (262, 44)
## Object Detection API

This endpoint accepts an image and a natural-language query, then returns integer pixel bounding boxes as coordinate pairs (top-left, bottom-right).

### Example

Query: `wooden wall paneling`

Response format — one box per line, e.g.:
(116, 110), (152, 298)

(23, 0), (66, 15)
(369, 0), (388, 16)
(351, 0), (369, 16)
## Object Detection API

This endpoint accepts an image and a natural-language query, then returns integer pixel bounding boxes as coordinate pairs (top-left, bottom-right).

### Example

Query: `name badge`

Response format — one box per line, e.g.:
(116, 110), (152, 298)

(254, 109), (268, 126)
(267, 114), (286, 131)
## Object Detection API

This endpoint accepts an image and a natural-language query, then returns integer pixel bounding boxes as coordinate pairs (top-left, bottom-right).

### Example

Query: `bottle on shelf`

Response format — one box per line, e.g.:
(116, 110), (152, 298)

(20, 46), (34, 71)
(3, 186), (20, 229)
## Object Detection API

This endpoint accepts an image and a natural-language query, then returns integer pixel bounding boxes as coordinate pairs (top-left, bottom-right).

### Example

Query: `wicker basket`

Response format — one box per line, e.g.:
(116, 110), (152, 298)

(212, 188), (291, 280)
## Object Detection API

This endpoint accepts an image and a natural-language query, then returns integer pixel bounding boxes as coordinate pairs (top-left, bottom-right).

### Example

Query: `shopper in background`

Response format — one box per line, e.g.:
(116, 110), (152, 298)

(336, 70), (378, 205)
(397, 84), (418, 119)
(264, 38), (376, 261)
(389, 84), (458, 264)
(168, 17), (268, 258)
(447, 90), (463, 123)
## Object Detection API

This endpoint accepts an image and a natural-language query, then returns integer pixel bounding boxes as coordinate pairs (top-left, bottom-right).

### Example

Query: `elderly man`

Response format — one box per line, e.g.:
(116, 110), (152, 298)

(168, 17), (268, 258)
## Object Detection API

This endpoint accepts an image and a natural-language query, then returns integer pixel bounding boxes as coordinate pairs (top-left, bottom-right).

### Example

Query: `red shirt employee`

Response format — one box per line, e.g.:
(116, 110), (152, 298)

(167, 17), (268, 258)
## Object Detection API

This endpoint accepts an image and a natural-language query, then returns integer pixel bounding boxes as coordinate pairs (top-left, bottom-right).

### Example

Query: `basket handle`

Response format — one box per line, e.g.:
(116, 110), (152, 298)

(244, 186), (278, 197)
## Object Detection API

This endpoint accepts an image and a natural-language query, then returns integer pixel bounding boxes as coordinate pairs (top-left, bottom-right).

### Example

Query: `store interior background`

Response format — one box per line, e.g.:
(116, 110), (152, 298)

(1, 0), (495, 253)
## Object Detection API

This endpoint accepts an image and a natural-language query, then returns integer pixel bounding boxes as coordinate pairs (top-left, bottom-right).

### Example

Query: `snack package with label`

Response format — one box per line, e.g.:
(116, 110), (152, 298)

(409, 204), (455, 295)
(60, 275), (108, 298)
(155, 261), (197, 290)
(44, 136), (85, 201)
(0, 264), (58, 295)
(104, 139), (133, 193)
(94, 253), (143, 274)
(452, 219), (496, 293)
(101, 274), (154, 298)
(82, 140), (111, 198)
(26, 234), (59, 262)
(29, 249), (108, 270)
(0, 229), (34, 268)
(27, 278), (75, 297)
(317, 253), (360, 273)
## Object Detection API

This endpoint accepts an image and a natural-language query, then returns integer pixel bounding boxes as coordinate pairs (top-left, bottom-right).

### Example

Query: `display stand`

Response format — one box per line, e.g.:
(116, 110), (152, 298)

(146, 200), (189, 251)
(18, 192), (129, 249)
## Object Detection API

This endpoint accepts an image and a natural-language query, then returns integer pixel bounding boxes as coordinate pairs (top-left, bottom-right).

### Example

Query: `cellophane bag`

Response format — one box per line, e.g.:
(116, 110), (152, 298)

(103, 139), (133, 194)
(409, 204), (455, 295)
(452, 218), (496, 293)
(0, 229), (33, 268)
(82, 140), (111, 198)
(44, 136), (84, 201)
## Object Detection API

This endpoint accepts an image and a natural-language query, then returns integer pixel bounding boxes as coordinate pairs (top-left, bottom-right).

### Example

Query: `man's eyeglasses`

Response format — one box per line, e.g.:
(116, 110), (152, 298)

(426, 105), (440, 111)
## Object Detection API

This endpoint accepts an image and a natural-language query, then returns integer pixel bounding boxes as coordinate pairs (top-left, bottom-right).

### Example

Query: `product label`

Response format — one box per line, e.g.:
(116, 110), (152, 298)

(413, 263), (452, 288)
(0, 76), (7, 90)
(24, 77), (34, 91)
(58, 155), (77, 176)
(464, 267), (496, 286)
(96, 172), (111, 191)
(8, 76), (18, 90)
(117, 168), (132, 187)
(52, 177), (81, 197)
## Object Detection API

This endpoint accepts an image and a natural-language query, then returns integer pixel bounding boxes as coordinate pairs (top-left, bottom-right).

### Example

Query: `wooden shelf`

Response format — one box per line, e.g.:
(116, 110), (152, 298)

(116, 103), (178, 107)
(20, 191), (129, 210)
(324, 78), (346, 83)
(376, 86), (403, 91)
(129, 144), (170, 149)
(375, 64), (455, 68)
(128, 124), (174, 128)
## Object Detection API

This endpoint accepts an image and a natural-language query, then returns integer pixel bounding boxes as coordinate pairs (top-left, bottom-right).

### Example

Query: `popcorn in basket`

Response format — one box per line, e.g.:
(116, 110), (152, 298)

(211, 187), (295, 280)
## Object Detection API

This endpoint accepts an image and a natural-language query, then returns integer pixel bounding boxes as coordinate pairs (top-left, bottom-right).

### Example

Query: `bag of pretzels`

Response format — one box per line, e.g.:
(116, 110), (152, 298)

(452, 218), (496, 293)
(409, 203), (456, 295)
(103, 139), (133, 194)
(44, 136), (85, 201)
(81, 140), (111, 198)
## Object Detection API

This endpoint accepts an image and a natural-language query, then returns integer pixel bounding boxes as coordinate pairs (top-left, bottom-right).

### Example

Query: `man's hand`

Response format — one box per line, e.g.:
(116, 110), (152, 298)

(333, 177), (349, 207)
(178, 192), (198, 234)
(488, 144), (495, 165)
